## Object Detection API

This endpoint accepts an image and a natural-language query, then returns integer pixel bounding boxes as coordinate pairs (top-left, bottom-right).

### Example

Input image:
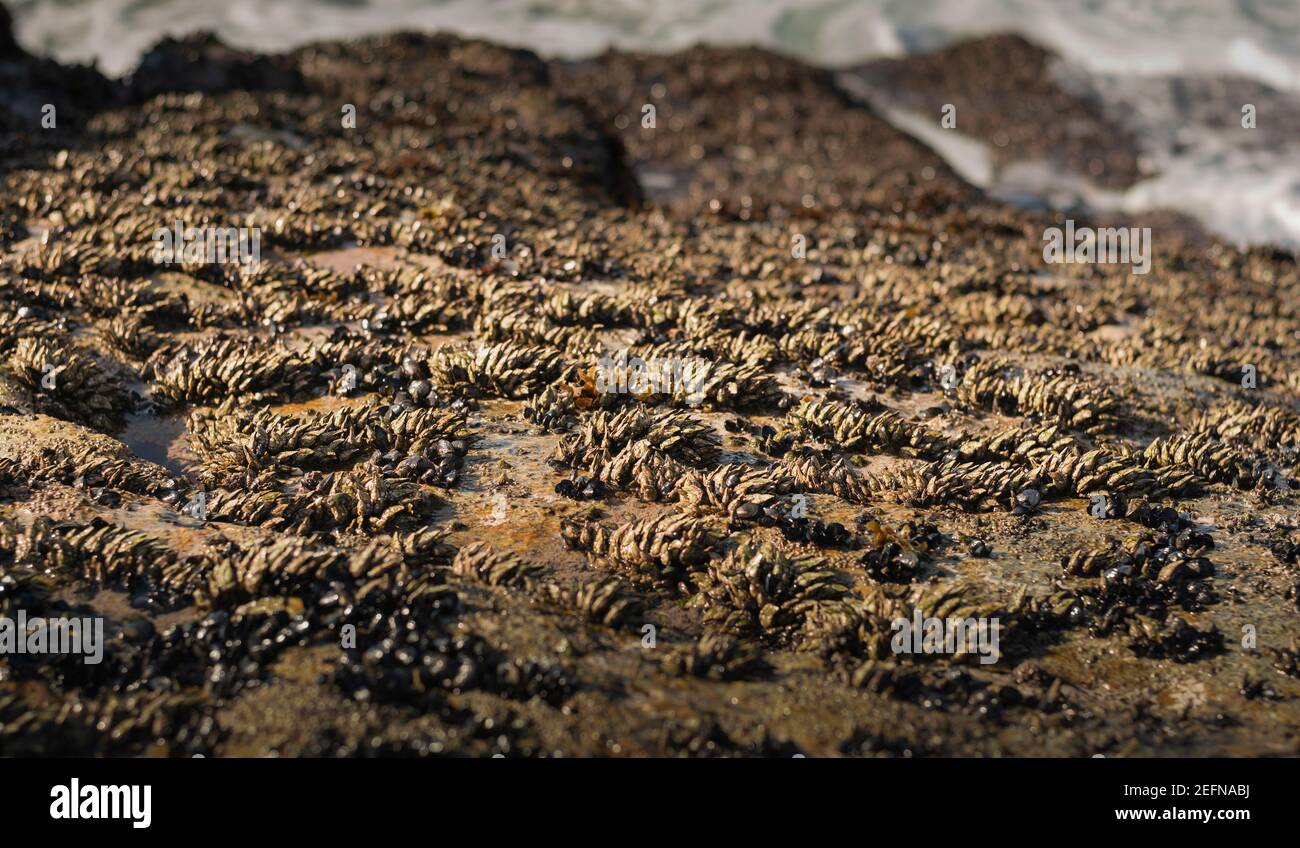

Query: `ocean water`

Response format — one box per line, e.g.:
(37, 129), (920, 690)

(6, 0), (1300, 248)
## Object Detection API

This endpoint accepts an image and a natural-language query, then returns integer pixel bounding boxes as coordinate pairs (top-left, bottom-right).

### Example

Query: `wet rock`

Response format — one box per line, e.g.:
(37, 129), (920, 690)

(0, 3), (18, 58)
(0, 6), (118, 133)
(128, 33), (305, 99)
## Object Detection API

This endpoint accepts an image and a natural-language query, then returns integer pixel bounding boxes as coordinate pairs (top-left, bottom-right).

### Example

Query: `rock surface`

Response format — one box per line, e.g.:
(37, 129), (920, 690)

(1, 12), (1298, 756)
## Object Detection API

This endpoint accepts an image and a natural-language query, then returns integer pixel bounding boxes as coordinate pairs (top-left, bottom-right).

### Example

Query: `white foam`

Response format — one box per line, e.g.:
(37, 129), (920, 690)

(836, 74), (993, 189)
(11, 0), (1300, 90)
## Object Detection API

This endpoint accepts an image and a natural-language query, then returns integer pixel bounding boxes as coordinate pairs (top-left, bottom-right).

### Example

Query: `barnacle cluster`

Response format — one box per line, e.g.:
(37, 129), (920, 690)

(561, 512), (712, 587)
(9, 337), (132, 431)
(657, 632), (770, 680)
(1, 20), (1298, 756)
(956, 358), (1122, 434)
(692, 541), (866, 650)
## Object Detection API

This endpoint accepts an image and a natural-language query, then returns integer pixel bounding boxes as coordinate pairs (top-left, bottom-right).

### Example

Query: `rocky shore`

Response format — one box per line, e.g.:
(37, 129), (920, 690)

(2, 6), (1299, 756)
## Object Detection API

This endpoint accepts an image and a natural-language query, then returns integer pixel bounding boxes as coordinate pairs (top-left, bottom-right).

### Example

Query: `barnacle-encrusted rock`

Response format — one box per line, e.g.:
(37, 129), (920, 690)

(677, 464), (785, 519)
(895, 583), (1016, 664)
(554, 407), (721, 466)
(189, 403), (375, 478)
(1195, 399), (1300, 455)
(791, 398), (950, 457)
(388, 527), (456, 566)
(1141, 432), (1264, 489)
(190, 400), (471, 507)
(692, 541), (854, 646)
(957, 358), (1121, 434)
(522, 381), (578, 431)
(190, 535), (415, 607)
(465, 341), (570, 398)
(955, 422), (1076, 465)
(584, 346), (782, 409)
(1026, 443), (1192, 498)
(560, 512), (711, 585)
(8, 337), (131, 431)
(3, 25), (1299, 758)
(703, 331), (778, 366)
(452, 542), (541, 588)
(544, 574), (643, 629)
(860, 459), (1038, 511)
(1062, 544), (1118, 577)
(147, 336), (314, 404)
(476, 310), (602, 356)
(1063, 530), (1213, 585)
(0, 689), (217, 757)
(846, 659), (923, 695)
(0, 413), (175, 496)
(8, 518), (177, 596)
(554, 438), (690, 502)
(675, 358), (784, 409)
(547, 409), (711, 496)
(208, 463), (438, 533)
(537, 289), (632, 327)
(769, 452), (873, 503)
(658, 633), (770, 680)
(98, 315), (160, 359)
